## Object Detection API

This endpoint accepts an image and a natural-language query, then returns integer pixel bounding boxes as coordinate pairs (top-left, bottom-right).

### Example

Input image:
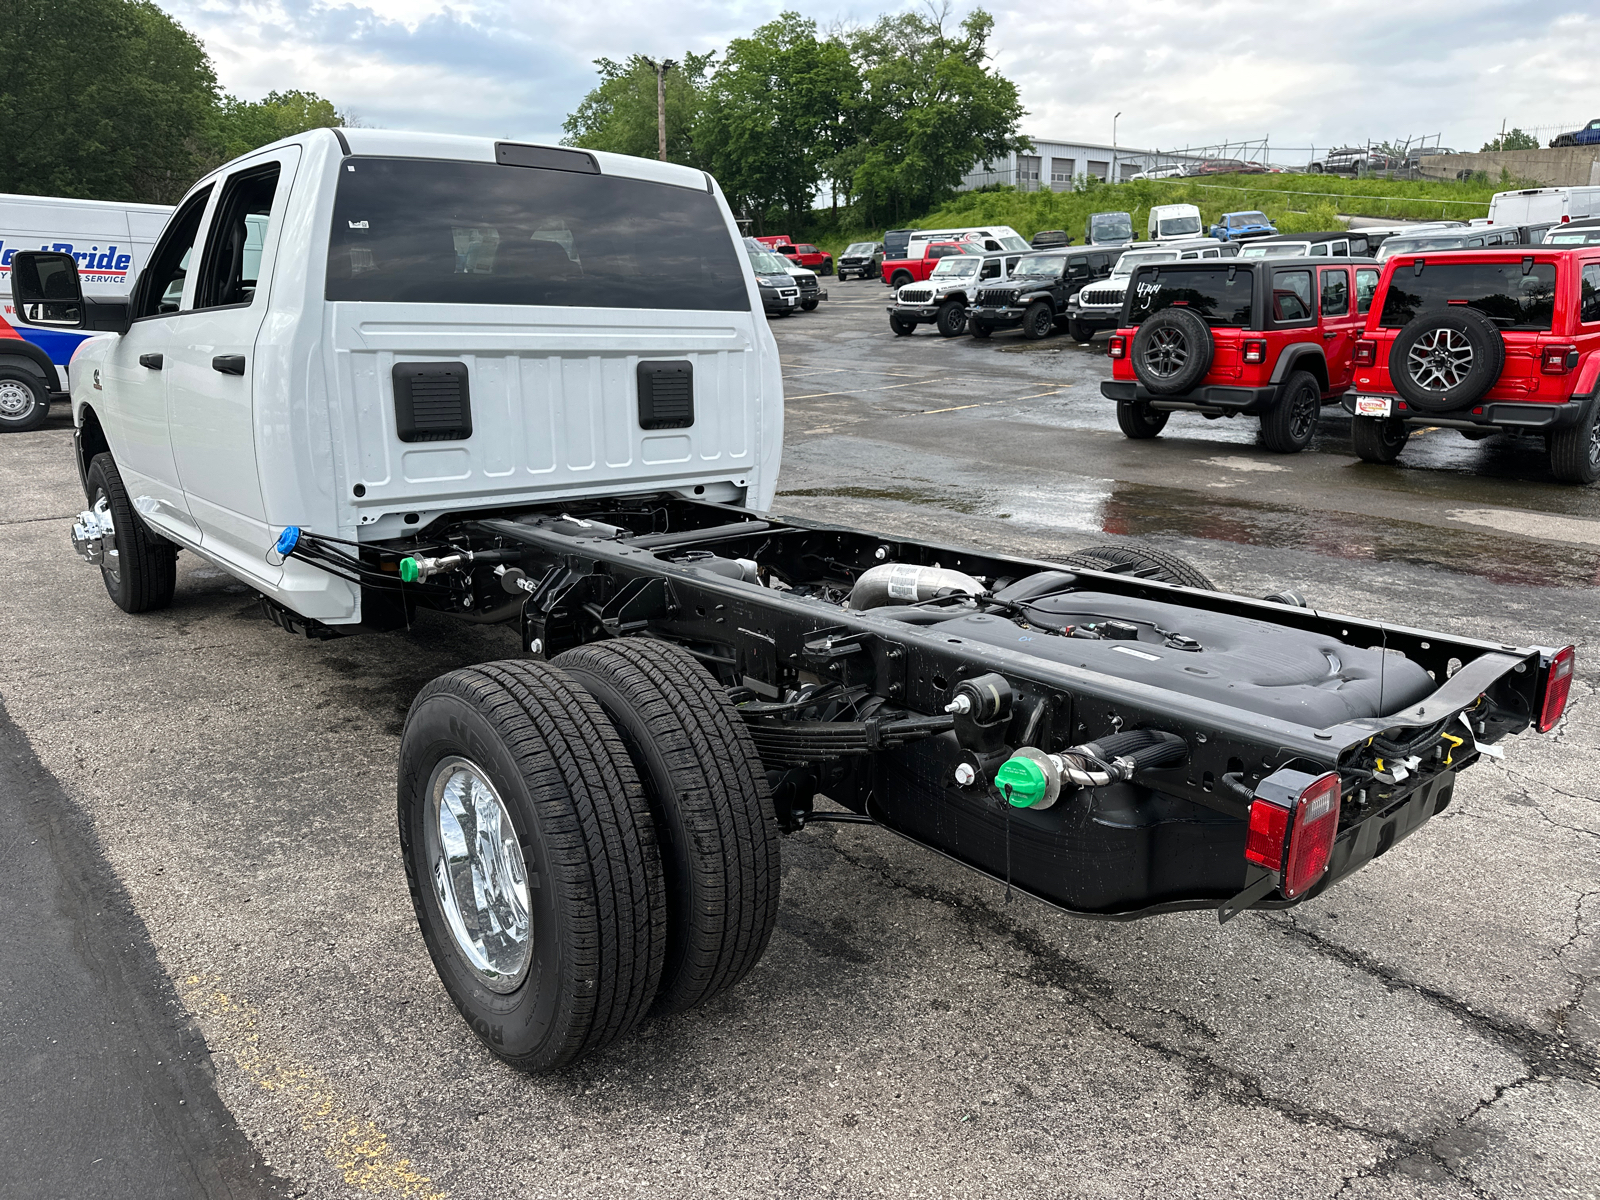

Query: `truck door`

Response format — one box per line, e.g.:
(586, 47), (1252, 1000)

(96, 186), (213, 544)
(166, 147), (299, 571)
(1317, 266), (1359, 390)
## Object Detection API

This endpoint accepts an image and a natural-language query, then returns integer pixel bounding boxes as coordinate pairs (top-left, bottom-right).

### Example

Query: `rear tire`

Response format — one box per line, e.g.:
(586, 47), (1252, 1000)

(890, 271), (913, 288)
(1351, 416), (1410, 464)
(555, 639), (780, 1017)
(889, 315), (915, 336)
(1549, 402), (1600, 484)
(397, 660), (666, 1072)
(83, 452), (176, 613)
(1056, 544), (1215, 590)
(1260, 370), (1322, 453)
(935, 301), (967, 337)
(1116, 400), (1169, 439)
(0, 367), (50, 432)
(1067, 318), (1092, 344)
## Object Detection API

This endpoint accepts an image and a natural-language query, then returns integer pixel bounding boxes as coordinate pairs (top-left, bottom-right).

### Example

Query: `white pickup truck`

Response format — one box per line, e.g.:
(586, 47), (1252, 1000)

(15, 128), (1572, 1076)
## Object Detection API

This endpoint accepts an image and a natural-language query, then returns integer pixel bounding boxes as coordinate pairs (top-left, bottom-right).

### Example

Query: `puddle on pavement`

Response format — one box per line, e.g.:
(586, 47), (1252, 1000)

(780, 479), (1600, 589)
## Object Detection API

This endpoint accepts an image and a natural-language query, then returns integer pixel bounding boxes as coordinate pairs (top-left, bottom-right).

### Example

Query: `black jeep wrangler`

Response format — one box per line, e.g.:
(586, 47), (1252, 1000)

(967, 247), (1124, 341)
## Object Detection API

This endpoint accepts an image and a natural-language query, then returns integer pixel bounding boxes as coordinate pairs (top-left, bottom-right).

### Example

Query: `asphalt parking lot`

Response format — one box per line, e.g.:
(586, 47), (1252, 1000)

(3, 282), (1598, 1200)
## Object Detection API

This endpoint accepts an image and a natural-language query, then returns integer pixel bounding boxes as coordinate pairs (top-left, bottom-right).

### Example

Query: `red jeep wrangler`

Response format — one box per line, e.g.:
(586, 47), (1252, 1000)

(880, 241), (982, 288)
(1102, 257), (1380, 452)
(1342, 248), (1600, 483)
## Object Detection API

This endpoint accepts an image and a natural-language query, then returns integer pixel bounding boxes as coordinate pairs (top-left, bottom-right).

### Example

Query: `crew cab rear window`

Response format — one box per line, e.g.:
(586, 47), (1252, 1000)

(1379, 261), (1557, 330)
(1127, 265), (1254, 326)
(325, 157), (749, 311)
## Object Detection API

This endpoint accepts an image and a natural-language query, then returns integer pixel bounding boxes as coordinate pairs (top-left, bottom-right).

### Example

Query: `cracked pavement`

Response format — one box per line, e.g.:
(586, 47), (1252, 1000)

(1, 288), (1597, 1198)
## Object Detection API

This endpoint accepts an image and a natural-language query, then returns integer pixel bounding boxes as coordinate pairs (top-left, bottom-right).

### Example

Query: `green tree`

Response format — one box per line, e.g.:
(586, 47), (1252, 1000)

(847, 8), (1029, 225)
(693, 13), (858, 229)
(1482, 128), (1539, 152)
(562, 53), (714, 165)
(0, 0), (219, 202)
(208, 89), (345, 167)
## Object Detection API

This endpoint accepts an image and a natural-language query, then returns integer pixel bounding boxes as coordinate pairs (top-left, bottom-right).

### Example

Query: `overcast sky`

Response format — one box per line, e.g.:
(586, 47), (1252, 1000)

(159, 0), (1600, 156)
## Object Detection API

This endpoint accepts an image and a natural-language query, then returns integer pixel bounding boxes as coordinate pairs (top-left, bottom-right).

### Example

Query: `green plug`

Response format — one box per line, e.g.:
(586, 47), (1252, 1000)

(399, 557), (421, 583)
(995, 755), (1048, 808)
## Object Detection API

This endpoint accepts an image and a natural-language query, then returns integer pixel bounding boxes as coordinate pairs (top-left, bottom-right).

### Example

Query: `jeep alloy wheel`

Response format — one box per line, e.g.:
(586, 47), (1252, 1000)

(1142, 327), (1189, 380)
(1406, 328), (1473, 393)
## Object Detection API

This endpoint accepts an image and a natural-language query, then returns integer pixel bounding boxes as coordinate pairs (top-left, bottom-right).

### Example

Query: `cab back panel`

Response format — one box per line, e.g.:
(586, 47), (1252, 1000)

(326, 305), (757, 510)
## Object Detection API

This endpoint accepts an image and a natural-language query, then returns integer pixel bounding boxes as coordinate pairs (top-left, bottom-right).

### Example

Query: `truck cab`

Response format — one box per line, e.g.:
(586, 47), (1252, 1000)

(20, 128), (782, 625)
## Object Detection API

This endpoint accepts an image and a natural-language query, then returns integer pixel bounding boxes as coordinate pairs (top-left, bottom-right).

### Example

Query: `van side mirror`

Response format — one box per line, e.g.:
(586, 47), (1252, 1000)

(10, 251), (84, 327)
(9, 250), (131, 334)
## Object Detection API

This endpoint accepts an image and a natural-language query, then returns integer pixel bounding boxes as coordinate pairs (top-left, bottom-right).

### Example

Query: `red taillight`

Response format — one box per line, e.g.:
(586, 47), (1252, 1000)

(1243, 769), (1343, 899)
(1541, 345), (1578, 375)
(1108, 335), (1126, 359)
(1284, 773), (1342, 899)
(1562, 214), (1571, 223)
(1242, 339), (1266, 364)
(1244, 798), (1290, 870)
(1354, 340), (1376, 367)
(1538, 645), (1576, 733)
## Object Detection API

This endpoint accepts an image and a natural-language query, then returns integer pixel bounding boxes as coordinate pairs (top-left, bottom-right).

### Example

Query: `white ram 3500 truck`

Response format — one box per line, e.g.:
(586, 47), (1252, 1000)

(15, 128), (1572, 1075)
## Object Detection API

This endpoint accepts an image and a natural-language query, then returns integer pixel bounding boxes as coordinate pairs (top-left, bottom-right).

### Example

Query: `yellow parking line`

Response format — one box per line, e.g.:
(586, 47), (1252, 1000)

(183, 977), (446, 1198)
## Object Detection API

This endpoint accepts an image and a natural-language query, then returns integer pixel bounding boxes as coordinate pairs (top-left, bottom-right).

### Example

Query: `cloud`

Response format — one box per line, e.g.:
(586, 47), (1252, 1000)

(155, 0), (1600, 152)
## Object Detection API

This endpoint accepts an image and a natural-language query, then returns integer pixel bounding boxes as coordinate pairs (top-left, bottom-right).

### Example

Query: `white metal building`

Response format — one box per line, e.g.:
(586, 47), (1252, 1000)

(961, 137), (1162, 191)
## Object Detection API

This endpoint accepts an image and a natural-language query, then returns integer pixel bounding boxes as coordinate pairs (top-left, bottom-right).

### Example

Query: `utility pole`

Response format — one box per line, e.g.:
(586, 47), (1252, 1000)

(642, 57), (676, 161)
(1113, 111), (1121, 183)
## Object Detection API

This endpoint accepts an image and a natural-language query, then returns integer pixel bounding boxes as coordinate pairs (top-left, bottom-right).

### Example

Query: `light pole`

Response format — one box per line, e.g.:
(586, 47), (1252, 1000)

(1113, 111), (1121, 183)
(642, 57), (676, 161)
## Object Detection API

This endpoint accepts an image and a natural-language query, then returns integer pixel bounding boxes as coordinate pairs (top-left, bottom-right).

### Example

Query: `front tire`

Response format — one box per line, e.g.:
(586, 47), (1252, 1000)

(556, 639), (780, 1016)
(1549, 402), (1600, 484)
(398, 661), (667, 1072)
(1067, 318), (1092, 344)
(935, 301), (967, 337)
(1351, 416), (1410, 464)
(1260, 370), (1322, 453)
(889, 314), (915, 336)
(0, 367), (50, 432)
(969, 322), (992, 339)
(83, 452), (176, 613)
(1116, 400), (1169, 439)
(1022, 301), (1054, 340)
(801, 299), (819, 312)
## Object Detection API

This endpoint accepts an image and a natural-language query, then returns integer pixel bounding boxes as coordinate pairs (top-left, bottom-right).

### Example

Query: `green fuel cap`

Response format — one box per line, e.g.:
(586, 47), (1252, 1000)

(995, 755), (1048, 808)
(398, 557), (421, 583)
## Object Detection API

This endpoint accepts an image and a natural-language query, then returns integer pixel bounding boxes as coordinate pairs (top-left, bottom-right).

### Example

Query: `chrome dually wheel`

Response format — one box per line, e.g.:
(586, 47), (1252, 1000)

(425, 756), (531, 993)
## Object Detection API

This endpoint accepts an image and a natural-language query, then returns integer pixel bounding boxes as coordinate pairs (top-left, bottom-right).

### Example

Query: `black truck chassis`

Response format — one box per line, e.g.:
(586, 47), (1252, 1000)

(283, 495), (1559, 924)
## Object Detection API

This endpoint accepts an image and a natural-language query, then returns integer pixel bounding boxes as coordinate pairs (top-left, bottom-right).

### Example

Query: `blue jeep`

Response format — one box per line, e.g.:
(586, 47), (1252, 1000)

(1551, 119), (1600, 148)
(1206, 210), (1277, 241)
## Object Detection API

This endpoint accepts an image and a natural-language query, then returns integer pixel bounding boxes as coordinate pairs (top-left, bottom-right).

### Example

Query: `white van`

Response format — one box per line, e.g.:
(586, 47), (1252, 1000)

(1147, 204), (1203, 242)
(1487, 187), (1600, 227)
(0, 192), (173, 402)
(906, 225), (1029, 254)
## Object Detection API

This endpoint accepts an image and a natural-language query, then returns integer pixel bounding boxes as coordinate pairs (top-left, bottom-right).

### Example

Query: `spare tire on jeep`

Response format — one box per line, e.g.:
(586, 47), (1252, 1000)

(1131, 308), (1213, 395)
(1388, 308), (1505, 412)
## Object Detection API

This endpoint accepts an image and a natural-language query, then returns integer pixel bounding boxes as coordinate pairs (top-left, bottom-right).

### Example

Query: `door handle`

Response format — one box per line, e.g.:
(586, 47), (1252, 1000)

(139, 353), (163, 369)
(1323, 331), (1339, 339)
(212, 355), (246, 375)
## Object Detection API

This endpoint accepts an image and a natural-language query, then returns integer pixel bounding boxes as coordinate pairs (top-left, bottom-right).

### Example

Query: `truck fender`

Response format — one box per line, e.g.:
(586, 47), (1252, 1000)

(0, 345), (62, 393)
(74, 404), (111, 495)
(1270, 345), (1329, 391)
